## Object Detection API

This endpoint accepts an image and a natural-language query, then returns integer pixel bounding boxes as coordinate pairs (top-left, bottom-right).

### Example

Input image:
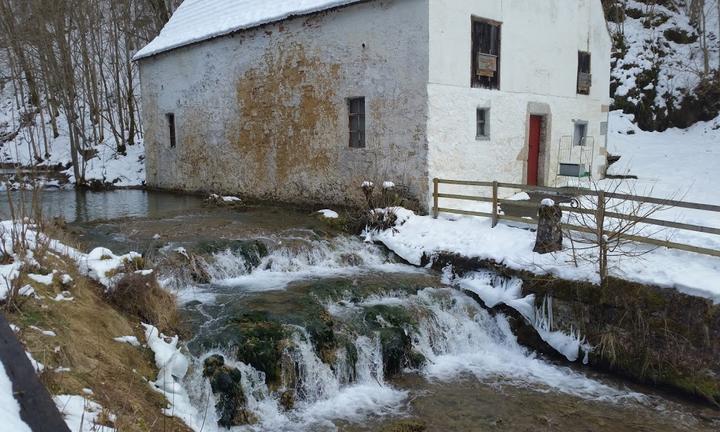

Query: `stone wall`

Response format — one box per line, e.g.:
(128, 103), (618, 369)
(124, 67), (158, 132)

(139, 0), (430, 209)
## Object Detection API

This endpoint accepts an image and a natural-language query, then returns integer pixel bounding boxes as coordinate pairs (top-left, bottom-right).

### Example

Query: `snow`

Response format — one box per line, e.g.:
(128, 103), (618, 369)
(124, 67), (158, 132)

(0, 360), (32, 432)
(142, 324), (201, 429)
(80, 247), (142, 290)
(30, 326), (57, 337)
(25, 351), (45, 373)
(605, 111), (720, 208)
(54, 395), (114, 432)
(135, 0), (361, 60)
(113, 335), (141, 347)
(28, 271), (55, 286)
(209, 193), (242, 203)
(611, 0), (718, 110)
(317, 209), (339, 219)
(367, 206), (720, 303)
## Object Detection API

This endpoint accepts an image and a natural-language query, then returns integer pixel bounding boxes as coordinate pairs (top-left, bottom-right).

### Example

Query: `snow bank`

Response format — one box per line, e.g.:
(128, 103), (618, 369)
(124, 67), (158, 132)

(142, 324), (201, 430)
(79, 247), (142, 290)
(0, 361), (32, 432)
(113, 336), (141, 347)
(368, 208), (720, 303)
(135, 0), (361, 59)
(317, 209), (339, 219)
(54, 395), (115, 432)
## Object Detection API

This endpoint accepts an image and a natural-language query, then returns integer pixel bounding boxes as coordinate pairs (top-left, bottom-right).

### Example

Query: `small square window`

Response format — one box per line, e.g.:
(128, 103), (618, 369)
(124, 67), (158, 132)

(348, 97), (365, 148)
(574, 122), (587, 146)
(166, 113), (176, 148)
(476, 108), (489, 139)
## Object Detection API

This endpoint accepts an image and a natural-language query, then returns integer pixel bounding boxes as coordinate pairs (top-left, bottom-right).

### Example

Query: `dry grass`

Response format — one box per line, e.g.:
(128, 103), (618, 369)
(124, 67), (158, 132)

(7, 252), (192, 432)
(105, 273), (184, 337)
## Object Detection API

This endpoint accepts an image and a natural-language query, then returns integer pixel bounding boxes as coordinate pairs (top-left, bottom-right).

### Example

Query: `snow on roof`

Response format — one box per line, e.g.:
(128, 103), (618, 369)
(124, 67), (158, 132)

(134, 0), (362, 60)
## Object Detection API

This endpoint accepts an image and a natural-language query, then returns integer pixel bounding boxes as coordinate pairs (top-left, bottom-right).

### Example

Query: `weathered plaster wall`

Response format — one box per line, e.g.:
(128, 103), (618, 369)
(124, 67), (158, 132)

(426, 0), (612, 203)
(139, 0), (429, 208)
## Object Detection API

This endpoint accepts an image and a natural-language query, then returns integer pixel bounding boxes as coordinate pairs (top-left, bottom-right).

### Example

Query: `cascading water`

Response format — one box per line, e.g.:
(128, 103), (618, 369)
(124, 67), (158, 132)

(166, 234), (666, 431)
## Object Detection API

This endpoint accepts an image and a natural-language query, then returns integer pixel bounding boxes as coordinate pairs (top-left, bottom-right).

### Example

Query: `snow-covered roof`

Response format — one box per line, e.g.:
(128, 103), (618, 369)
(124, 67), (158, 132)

(134, 0), (363, 60)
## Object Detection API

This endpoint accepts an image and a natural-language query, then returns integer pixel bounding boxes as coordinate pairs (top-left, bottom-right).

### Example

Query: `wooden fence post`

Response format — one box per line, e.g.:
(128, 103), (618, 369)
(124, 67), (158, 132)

(432, 178), (439, 219)
(491, 180), (498, 227)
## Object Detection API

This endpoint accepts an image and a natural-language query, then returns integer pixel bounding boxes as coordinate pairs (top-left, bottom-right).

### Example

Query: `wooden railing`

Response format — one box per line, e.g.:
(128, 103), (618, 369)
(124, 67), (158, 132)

(432, 178), (720, 258)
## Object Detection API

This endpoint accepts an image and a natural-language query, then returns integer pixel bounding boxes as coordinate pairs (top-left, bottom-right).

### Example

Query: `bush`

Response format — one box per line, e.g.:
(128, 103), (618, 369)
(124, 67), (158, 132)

(105, 273), (182, 335)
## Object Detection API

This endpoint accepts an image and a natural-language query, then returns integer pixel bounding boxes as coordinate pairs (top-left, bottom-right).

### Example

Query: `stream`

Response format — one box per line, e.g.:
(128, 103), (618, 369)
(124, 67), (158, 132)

(5, 190), (719, 431)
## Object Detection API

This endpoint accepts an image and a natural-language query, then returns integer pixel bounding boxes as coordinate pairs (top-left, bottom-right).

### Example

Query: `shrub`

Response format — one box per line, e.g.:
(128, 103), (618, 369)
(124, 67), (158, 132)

(105, 273), (182, 335)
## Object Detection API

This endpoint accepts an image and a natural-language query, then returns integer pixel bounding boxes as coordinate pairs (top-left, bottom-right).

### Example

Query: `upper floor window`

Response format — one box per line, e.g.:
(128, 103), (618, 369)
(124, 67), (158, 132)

(472, 19), (501, 89)
(348, 97), (365, 148)
(577, 51), (591, 95)
(166, 113), (176, 148)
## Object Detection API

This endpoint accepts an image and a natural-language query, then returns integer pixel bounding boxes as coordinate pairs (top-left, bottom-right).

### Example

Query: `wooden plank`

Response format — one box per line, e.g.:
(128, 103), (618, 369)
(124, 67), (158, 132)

(603, 191), (720, 213)
(436, 193), (493, 203)
(496, 182), (592, 195)
(491, 181), (498, 228)
(498, 199), (540, 209)
(435, 179), (494, 187)
(559, 206), (720, 236)
(436, 207), (494, 218)
(560, 224), (720, 258)
(0, 313), (71, 432)
(498, 214), (538, 224)
(432, 178), (439, 219)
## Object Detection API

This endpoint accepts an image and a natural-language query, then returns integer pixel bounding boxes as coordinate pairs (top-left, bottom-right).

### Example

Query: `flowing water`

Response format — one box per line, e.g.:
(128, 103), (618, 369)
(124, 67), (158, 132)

(4, 191), (718, 431)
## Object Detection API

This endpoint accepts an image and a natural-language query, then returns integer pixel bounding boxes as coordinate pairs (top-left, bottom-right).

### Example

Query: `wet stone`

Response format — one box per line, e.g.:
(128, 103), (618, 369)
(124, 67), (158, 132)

(202, 354), (256, 427)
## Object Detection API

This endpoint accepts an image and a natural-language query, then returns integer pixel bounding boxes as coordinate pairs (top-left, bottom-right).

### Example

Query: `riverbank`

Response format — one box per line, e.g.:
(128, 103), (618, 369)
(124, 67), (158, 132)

(366, 208), (720, 406)
(0, 220), (190, 431)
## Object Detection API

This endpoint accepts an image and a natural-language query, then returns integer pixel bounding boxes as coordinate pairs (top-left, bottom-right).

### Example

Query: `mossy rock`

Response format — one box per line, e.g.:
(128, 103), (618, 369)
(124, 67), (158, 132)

(625, 7), (643, 19)
(381, 419), (427, 432)
(194, 239), (268, 268)
(664, 28), (698, 44)
(227, 312), (288, 386)
(202, 354), (256, 427)
(363, 304), (418, 330)
(378, 327), (424, 377)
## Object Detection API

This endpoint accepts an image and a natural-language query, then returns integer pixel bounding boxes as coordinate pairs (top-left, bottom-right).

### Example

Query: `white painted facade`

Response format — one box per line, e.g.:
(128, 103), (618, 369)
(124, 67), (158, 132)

(138, 0), (611, 211)
(427, 0), (612, 205)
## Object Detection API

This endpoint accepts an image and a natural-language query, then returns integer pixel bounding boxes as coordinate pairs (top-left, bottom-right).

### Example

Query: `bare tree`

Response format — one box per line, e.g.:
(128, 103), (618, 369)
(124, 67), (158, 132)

(563, 180), (677, 286)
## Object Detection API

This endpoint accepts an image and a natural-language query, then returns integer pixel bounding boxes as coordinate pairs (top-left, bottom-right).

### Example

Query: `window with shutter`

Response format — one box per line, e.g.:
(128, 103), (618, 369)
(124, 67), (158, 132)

(472, 19), (501, 89)
(577, 51), (591, 95)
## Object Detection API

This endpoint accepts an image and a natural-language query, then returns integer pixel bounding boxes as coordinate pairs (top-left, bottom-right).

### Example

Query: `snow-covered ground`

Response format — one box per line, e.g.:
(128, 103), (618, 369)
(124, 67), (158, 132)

(0, 79), (145, 188)
(612, 0), (717, 108)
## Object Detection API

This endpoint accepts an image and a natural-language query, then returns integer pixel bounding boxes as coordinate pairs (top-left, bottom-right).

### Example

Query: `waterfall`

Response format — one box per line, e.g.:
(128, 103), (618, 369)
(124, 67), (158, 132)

(168, 236), (640, 431)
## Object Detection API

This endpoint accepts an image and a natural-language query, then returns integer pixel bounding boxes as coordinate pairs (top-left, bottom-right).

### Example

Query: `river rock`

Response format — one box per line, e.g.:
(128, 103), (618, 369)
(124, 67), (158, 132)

(203, 354), (256, 427)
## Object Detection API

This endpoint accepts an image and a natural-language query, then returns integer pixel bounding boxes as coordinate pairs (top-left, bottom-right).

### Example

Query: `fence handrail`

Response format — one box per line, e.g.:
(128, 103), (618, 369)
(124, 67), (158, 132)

(436, 178), (720, 213)
(431, 178), (720, 258)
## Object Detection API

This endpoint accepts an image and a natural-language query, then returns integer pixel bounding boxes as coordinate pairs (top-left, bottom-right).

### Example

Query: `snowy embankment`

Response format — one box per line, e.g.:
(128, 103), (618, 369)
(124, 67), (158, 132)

(0, 79), (145, 188)
(0, 220), (191, 431)
(367, 208), (720, 302)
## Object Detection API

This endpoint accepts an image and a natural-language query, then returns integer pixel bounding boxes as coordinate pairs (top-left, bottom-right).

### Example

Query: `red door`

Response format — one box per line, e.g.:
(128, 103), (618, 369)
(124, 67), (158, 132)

(527, 115), (542, 186)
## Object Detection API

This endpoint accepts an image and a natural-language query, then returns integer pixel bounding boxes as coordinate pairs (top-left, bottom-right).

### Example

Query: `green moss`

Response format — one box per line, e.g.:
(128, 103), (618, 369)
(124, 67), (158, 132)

(363, 305), (418, 329)
(194, 240), (268, 268)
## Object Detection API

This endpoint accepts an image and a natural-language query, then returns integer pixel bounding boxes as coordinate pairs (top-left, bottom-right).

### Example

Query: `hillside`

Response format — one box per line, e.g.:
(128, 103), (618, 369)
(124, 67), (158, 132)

(605, 0), (720, 130)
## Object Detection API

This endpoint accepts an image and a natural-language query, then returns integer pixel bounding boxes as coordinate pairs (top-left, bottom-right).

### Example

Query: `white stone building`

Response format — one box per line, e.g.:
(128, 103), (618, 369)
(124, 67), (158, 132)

(136, 0), (612, 211)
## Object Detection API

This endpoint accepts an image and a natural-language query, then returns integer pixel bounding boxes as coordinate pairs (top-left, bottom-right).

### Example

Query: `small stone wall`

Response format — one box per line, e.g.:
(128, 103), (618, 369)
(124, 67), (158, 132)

(424, 252), (720, 406)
